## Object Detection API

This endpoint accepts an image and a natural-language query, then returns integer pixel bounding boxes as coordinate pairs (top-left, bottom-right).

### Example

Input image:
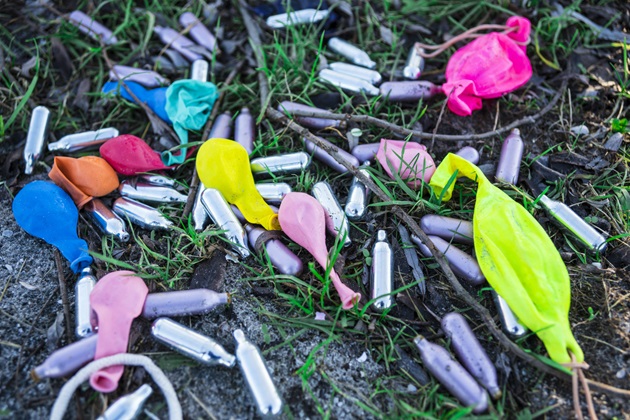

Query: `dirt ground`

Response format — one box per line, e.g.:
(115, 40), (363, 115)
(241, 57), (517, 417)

(1, 1), (629, 419)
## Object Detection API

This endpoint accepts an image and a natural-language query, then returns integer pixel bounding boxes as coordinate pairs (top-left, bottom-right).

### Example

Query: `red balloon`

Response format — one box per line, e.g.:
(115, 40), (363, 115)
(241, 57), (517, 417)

(100, 134), (172, 176)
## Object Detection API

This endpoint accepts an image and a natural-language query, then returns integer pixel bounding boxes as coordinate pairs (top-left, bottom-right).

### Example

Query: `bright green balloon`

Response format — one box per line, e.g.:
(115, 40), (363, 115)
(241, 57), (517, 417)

(430, 153), (583, 364)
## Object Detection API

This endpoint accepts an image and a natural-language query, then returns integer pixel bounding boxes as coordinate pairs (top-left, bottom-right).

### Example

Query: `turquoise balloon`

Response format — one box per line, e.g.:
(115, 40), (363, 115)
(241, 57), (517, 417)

(13, 181), (92, 273)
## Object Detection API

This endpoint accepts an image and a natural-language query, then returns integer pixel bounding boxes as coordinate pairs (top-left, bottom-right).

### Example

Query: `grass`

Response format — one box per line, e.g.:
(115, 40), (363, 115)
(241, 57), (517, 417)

(2, 0), (629, 418)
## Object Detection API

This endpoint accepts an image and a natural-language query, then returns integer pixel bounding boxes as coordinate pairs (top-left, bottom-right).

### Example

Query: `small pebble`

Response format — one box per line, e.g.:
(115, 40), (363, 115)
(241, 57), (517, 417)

(407, 384), (418, 393)
(357, 352), (368, 362)
(603, 132), (623, 152)
(570, 125), (589, 136)
(2, 229), (13, 237)
(615, 369), (626, 379)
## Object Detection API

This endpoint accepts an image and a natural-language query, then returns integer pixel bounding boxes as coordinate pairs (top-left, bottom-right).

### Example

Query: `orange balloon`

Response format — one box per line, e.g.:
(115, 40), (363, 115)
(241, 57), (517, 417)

(49, 156), (119, 209)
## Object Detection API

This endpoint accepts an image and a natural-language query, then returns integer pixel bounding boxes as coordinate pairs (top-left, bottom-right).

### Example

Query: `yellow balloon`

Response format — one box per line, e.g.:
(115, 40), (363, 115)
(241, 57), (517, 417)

(430, 153), (583, 364)
(196, 139), (281, 231)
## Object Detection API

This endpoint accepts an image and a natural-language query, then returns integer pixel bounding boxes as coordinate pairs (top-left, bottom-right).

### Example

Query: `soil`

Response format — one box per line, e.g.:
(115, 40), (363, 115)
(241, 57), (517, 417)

(1, 1), (629, 419)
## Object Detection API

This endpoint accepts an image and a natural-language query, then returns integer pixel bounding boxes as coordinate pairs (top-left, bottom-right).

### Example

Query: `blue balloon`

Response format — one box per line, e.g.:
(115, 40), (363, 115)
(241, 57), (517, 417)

(13, 181), (93, 273)
(102, 81), (172, 124)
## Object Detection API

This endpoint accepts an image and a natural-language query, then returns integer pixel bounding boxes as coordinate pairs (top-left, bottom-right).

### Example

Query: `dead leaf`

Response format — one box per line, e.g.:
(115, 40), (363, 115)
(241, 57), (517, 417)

(51, 37), (74, 82)
(72, 78), (91, 112)
(20, 57), (38, 77)
(380, 25), (395, 46)
(46, 311), (65, 351)
(19, 280), (39, 290)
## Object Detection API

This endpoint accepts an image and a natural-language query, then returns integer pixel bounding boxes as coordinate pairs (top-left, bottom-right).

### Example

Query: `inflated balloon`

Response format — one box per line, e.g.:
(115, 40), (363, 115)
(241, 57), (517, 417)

(162, 80), (218, 166)
(278, 192), (361, 310)
(102, 81), (172, 123)
(12, 181), (92, 273)
(376, 139), (436, 188)
(89, 271), (148, 392)
(441, 16), (532, 116)
(100, 135), (172, 176)
(48, 156), (119, 209)
(429, 154), (583, 364)
(196, 139), (280, 231)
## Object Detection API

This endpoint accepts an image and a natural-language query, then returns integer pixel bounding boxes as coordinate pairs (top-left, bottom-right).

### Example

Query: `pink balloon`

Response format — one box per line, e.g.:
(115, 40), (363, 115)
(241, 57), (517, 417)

(376, 139), (436, 188)
(442, 16), (532, 116)
(100, 134), (172, 176)
(89, 271), (148, 392)
(278, 193), (360, 309)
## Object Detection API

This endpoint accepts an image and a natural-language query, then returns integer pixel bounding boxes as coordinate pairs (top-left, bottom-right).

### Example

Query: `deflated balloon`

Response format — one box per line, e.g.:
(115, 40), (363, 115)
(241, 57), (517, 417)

(376, 139), (436, 188)
(442, 16), (532, 116)
(429, 154), (583, 363)
(48, 156), (119, 209)
(278, 192), (360, 309)
(12, 181), (92, 273)
(89, 271), (148, 393)
(100, 135), (172, 176)
(102, 81), (171, 123)
(196, 139), (280, 230)
(162, 80), (218, 166)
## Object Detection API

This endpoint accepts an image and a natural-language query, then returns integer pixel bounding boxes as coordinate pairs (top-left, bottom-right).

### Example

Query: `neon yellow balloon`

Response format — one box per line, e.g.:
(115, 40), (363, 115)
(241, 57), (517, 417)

(197, 139), (280, 231)
(430, 153), (583, 364)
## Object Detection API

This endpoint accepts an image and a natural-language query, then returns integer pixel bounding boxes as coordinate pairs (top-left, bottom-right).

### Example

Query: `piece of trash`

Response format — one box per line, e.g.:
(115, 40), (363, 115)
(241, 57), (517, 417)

(119, 180), (188, 204)
(403, 44), (425, 80)
(411, 234), (486, 285)
(603, 132), (624, 152)
(23, 106), (50, 175)
(420, 215), (473, 245)
(492, 290), (528, 339)
(376, 139), (436, 188)
(209, 111), (233, 138)
(277, 101), (345, 130)
(192, 186), (210, 232)
(102, 81), (171, 123)
(151, 318), (235, 367)
(318, 69), (380, 96)
(311, 181), (352, 247)
(496, 129), (524, 184)
(13, 181), (93, 273)
(49, 156), (119, 209)
(357, 352), (368, 363)
(234, 329), (283, 417)
(538, 195), (608, 253)
(413, 335), (488, 413)
(279, 193), (361, 309)
(266, 9), (330, 29)
(255, 182), (292, 205)
(48, 128), (120, 153)
(379, 81), (440, 102)
(245, 224), (303, 276)
(75, 267), (97, 339)
(100, 135), (173, 176)
(142, 288), (229, 319)
(454, 146), (480, 165)
(32, 334), (98, 380)
(163, 79), (219, 165)
(303, 136), (360, 173)
(314, 312), (326, 321)
(113, 197), (173, 230)
(89, 270), (149, 393)
(351, 143), (379, 162)
(179, 12), (218, 52)
(371, 230), (394, 311)
(234, 108), (255, 154)
(190, 59), (209, 82)
(251, 152), (311, 177)
(197, 139), (280, 230)
(201, 188), (250, 259)
(439, 16), (532, 116)
(345, 163), (371, 221)
(99, 384), (153, 420)
(153, 26), (203, 62)
(84, 198), (129, 242)
(328, 37), (376, 69)
(430, 153), (583, 364)
(328, 62), (382, 85)
(441, 313), (501, 399)
(110, 65), (168, 88)
(68, 10), (118, 45)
